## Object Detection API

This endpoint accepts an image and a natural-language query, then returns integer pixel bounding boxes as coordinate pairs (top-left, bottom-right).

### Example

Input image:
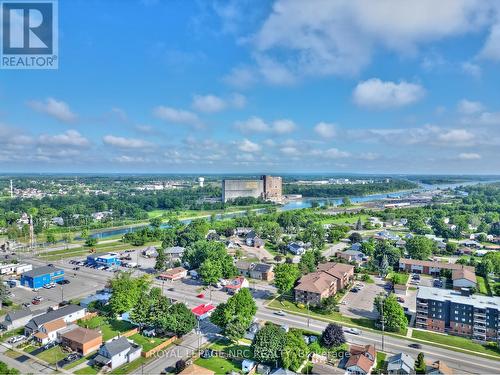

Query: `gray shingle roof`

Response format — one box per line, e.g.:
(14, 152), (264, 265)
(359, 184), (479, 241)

(22, 265), (62, 278)
(25, 305), (84, 331)
(6, 308), (32, 321)
(252, 263), (272, 273)
(103, 337), (132, 356)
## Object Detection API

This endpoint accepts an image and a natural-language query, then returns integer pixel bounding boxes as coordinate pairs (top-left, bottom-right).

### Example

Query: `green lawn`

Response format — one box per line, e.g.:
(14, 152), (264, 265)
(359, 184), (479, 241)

(386, 271), (409, 285)
(129, 333), (166, 352)
(0, 327), (24, 342)
(412, 330), (500, 357)
(110, 357), (148, 374)
(376, 352), (387, 370)
(195, 356), (241, 374)
(318, 214), (369, 225)
(209, 339), (253, 359)
(36, 346), (67, 364)
(269, 299), (376, 330)
(477, 276), (492, 296)
(75, 366), (100, 375)
(77, 316), (136, 341)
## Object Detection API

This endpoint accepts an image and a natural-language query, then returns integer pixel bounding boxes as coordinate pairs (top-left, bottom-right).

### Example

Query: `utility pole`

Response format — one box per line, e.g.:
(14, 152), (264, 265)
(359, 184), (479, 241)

(307, 302), (310, 328)
(381, 298), (385, 351)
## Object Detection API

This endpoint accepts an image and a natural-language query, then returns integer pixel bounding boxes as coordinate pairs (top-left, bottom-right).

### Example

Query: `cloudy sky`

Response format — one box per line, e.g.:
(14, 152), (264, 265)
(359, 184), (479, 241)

(2, 0), (500, 174)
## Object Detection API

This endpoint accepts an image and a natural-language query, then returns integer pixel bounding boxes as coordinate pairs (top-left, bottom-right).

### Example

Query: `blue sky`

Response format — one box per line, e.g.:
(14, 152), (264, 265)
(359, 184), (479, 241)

(1, 0), (500, 173)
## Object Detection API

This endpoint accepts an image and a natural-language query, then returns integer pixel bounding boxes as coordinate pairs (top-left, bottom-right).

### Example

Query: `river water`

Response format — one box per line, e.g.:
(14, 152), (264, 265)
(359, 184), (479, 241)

(88, 179), (498, 240)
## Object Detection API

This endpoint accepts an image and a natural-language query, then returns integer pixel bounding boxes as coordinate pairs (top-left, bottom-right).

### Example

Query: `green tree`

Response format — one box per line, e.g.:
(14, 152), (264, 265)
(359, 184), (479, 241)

(282, 329), (309, 371)
(274, 263), (301, 295)
(374, 294), (408, 333)
(298, 251), (316, 274)
(154, 247), (167, 272)
(406, 236), (436, 260)
(477, 259), (493, 277)
(210, 288), (257, 337)
(85, 237), (97, 247)
(109, 273), (150, 316)
(199, 259), (222, 285)
(158, 303), (196, 336)
(321, 323), (345, 348)
(0, 361), (20, 375)
(301, 223), (326, 250)
(45, 231), (56, 244)
(415, 352), (426, 374)
(252, 324), (287, 364)
(225, 320), (248, 342)
(341, 197), (352, 206)
(150, 217), (162, 228)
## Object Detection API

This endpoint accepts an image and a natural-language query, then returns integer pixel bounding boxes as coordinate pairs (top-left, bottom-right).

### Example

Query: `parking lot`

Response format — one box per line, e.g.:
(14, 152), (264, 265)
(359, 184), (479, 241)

(339, 276), (386, 319)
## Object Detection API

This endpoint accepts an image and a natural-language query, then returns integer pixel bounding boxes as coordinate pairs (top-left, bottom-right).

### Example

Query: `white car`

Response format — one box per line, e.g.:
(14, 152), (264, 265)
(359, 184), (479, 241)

(8, 335), (25, 344)
(275, 310), (287, 316)
(343, 327), (361, 335)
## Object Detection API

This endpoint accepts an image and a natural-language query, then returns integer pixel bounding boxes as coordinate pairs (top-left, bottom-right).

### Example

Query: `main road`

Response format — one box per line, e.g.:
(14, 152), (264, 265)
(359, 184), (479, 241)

(22, 256), (500, 375)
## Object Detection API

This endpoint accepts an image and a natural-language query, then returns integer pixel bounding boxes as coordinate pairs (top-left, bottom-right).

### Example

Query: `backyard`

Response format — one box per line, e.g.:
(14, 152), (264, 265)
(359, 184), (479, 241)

(129, 333), (167, 352)
(77, 316), (136, 341)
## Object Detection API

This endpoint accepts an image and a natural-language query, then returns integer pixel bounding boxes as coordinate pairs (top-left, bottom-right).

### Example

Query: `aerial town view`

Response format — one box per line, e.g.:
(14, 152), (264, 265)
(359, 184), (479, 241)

(1, 1), (500, 375)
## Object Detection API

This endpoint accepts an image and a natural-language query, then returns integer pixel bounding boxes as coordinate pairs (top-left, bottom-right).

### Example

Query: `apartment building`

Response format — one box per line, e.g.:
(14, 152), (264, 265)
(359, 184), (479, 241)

(399, 258), (475, 276)
(295, 262), (354, 306)
(416, 286), (500, 342)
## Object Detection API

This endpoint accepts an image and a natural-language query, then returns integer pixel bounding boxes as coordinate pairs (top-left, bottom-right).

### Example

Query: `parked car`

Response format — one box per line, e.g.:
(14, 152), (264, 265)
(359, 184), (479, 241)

(196, 293), (205, 298)
(343, 327), (361, 335)
(397, 297), (405, 303)
(351, 288), (359, 293)
(72, 267), (80, 271)
(65, 353), (80, 362)
(43, 342), (57, 350)
(409, 343), (422, 349)
(57, 280), (70, 285)
(8, 335), (25, 344)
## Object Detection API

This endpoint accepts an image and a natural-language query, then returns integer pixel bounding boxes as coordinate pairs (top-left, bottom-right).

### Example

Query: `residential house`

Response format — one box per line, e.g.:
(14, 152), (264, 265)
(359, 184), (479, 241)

(386, 352), (415, 375)
(79, 292), (112, 308)
(33, 319), (69, 344)
(141, 246), (158, 258)
(396, 239), (407, 248)
(295, 262), (355, 306)
(235, 261), (253, 277)
(374, 231), (400, 241)
(287, 242), (306, 255)
(1, 309), (33, 331)
(60, 327), (102, 355)
(164, 246), (185, 260)
(236, 227), (252, 236)
(94, 337), (141, 369)
(250, 263), (274, 281)
(191, 304), (216, 320)
(245, 231), (258, 246)
(350, 243), (362, 251)
(345, 344), (376, 375)
(460, 240), (482, 249)
(336, 249), (365, 264)
(25, 305), (86, 336)
(178, 364), (215, 375)
(452, 268), (477, 290)
(427, 361), (453, 375)
(242, 359), (256, 374)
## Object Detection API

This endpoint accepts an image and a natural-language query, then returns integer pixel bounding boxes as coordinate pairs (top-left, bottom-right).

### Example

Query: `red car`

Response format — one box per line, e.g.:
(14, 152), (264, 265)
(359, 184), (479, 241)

(31, 299), (41, 305)
(197, 293), (205, 298)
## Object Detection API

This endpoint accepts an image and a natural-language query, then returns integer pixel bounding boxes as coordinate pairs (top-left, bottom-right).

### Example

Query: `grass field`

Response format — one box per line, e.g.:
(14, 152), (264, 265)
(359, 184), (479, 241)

(129, 333), (166, 352)
(77, 316), (136, 341)
(376, 352), (387, 370)
(36, 346), (67, 364)
(195, 356), (241, 374)
(412, 330), (500, 357)
(110, 357), (148, 374)
(318, 214), (369, 225)
(75, 366), (100, 375)
(147, 204), (270, 219)
(476, 276), (492, 296)
(269, 299), (377, 330)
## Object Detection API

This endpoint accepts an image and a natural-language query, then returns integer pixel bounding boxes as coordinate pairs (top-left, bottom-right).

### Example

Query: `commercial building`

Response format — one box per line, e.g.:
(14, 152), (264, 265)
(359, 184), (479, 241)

(86, 252), (121, 267)
(416, 286), (500, 342)
(295, 262), (354, 306)
(222, 175), (282, 202)
(20, 265), (64, 289)
(157, 267), (187, 281)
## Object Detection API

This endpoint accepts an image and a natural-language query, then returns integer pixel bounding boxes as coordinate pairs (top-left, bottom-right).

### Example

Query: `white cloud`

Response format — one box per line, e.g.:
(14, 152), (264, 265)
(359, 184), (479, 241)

(457, 99), (484, 115)
(192, 94), (227, 113)
(245, 0), (494, 83)
(314, 122), (336, 138)
(255, 55), (296, 85)
(110, 107), (128, 121)
(114, 155), (147, 163)
(28, 98), (77, 123)
(191, 93), (246, 112)
(479, 23), (500, 61)
(237, 138), (261, 152)
(461, 61), (481, 78)
(353, 78), (425, 109)
(458, 152), (481, 160)
(272, 119), (296, 134)
(223, 66), (257, 88)
(235, 117), (296, 134)
(323, 148), (350, 159)
(437, 129), (475, 143)
(39, 130), (90, 147)
(153, 106), (201, 126)
(103, 135), (152, 148)
(280, 146), (299, 156)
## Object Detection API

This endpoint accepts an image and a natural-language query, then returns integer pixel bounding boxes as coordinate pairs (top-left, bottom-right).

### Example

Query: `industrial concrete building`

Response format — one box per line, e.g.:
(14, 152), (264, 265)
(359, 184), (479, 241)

(222, 175), (282, 202)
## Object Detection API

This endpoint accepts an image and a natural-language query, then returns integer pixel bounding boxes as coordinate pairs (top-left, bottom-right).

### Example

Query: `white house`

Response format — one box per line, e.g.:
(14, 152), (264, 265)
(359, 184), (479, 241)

(94, 337), (141, 369)
(287, 242), (305, 255)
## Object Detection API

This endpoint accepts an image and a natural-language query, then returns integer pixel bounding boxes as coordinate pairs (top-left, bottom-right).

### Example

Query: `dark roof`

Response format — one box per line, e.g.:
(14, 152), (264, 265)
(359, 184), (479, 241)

(102, 337), (132, 356)
(246, 231), (257, 239)
(25, 305), (84, 331)
(235, 261), (253, 271)
(22, 265), (63, 278)
(252, 263), (273, 273)
(6, 308), (32, 321)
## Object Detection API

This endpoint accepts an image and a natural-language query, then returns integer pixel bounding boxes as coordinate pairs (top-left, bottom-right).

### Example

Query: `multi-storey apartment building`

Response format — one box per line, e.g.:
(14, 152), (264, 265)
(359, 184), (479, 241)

(416, 286), (500, 342)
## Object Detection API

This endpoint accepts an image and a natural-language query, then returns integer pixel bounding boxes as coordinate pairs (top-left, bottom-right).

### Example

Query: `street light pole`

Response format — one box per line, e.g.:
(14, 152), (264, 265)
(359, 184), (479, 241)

(381, 298), (385, 351)
(307, 302), (310, 328)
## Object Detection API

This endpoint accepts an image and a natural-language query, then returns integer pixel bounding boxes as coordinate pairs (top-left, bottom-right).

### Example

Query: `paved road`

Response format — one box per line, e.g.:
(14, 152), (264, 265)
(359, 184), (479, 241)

(17, 255), (500, 375)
